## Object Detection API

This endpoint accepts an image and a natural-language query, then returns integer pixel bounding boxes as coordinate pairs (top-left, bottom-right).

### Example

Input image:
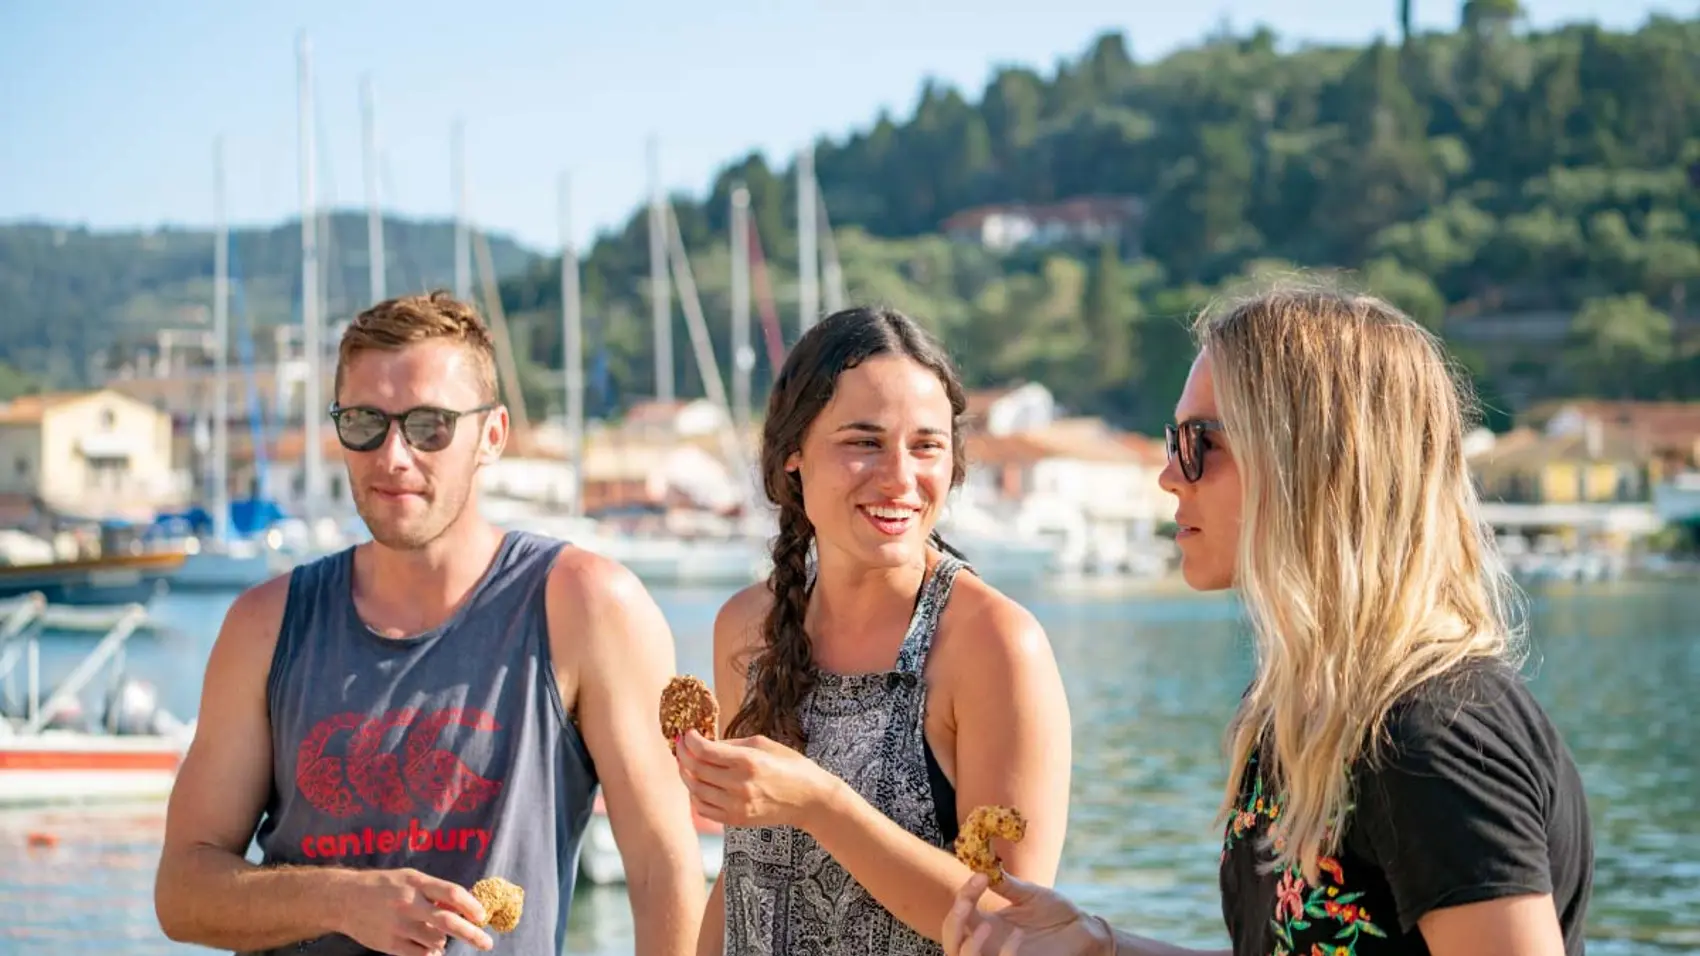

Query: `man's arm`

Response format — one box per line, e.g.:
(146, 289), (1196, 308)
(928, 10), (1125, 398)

(155, 575), (492, 954)
(154, 575), (355, 949)
(550, 550), (707, 956)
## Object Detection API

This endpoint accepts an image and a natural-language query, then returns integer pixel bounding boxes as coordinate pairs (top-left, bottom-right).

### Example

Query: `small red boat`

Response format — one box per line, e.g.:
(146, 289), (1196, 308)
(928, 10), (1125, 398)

(0, 730), (188, 807)
(0, 595), (191, 808)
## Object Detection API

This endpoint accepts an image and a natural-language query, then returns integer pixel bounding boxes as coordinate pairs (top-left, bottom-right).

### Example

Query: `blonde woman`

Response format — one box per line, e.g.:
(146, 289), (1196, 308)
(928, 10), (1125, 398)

(942, 287), (1593, 956)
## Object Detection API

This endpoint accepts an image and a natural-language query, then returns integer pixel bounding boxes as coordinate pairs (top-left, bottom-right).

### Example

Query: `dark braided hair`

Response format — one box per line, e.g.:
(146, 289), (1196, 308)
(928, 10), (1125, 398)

(723, 307), (969, 749)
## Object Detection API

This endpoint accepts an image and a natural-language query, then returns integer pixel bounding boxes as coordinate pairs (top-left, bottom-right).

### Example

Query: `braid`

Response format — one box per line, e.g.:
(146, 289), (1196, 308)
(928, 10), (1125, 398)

(727, 304), (972, 749)
(725, 489), (818, 748)
(929, 530), (969, 563)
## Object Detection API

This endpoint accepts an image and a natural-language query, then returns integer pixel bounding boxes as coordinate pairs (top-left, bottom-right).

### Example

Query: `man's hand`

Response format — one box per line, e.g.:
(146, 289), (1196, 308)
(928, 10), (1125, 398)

(334, 868), (493, 956)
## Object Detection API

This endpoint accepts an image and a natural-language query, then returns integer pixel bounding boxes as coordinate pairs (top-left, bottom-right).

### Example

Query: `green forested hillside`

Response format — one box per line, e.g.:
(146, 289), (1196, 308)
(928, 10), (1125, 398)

(494, 8), (1700, 433)
(5, 6), (1699, 434)
(0, 214), (537, 393)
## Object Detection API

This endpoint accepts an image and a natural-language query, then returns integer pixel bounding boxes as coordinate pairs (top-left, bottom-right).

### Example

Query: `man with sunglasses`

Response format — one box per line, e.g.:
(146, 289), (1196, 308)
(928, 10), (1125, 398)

(156, 291), (706, 956)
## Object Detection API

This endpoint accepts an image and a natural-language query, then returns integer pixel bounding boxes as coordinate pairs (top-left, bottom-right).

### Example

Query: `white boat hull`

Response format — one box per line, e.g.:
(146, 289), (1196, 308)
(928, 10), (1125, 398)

(0, 600), (156, 634)
(0, 731), (187, 807)
(170, 547), (286, 590)
(499, 513), (769, 586)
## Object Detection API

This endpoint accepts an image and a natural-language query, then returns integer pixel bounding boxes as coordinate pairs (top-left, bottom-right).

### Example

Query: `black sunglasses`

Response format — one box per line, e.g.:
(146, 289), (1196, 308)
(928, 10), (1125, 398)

(1165, 419), (1224, 483)
(327, 403), (497, 453)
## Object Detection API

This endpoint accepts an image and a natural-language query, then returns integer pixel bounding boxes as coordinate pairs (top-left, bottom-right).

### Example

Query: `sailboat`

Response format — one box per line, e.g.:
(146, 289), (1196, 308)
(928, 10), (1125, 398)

(164, 138), (298, 591)
(493, 161), (768, 586)
(258, 38), (366, 565)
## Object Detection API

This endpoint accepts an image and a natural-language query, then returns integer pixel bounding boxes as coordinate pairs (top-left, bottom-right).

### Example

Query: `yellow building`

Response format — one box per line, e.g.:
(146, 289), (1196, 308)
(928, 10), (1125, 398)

(1473, 400), (1700, 506)
(1471, 425), (1658, 506)
(0, 389), (181, 519)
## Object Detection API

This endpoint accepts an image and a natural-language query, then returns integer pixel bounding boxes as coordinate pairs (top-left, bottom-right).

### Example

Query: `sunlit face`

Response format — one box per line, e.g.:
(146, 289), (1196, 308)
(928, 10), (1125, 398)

(333, 341), (504, 551)
(1158, 349), (1242, 591)
(787, 355), (956, 571)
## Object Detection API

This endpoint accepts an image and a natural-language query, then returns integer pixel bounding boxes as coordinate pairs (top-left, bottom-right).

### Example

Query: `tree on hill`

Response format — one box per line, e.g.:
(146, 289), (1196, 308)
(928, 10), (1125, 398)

(497, 11), (1700, 430)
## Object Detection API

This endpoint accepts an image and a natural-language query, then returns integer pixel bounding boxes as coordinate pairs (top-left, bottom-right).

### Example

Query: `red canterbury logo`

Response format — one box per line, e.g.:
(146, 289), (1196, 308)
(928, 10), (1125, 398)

(294, 707), (504, 819)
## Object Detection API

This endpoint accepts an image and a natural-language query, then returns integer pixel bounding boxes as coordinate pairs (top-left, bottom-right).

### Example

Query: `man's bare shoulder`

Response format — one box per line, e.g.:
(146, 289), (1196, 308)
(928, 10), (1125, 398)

(219, 570), (294, 656)
(545, 544), (653, 614)
(541, 545), (675, 678)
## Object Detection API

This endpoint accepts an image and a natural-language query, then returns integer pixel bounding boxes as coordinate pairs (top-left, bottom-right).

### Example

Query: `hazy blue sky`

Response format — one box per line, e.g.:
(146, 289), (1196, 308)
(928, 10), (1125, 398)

(1, 0), (1689, 252)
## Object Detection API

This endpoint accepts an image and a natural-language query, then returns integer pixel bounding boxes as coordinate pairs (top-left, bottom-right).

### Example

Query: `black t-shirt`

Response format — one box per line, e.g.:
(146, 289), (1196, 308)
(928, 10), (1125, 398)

(1218, 660), (1594, 955)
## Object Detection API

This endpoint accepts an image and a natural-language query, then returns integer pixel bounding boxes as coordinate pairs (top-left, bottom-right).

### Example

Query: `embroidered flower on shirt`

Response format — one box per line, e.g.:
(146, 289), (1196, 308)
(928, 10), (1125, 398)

(1265, 849), (1390, 953)
(1222, 752), (1390, 954)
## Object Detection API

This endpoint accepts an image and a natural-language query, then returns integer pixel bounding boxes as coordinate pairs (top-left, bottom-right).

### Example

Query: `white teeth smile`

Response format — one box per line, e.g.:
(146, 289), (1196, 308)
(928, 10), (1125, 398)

(864, 506), (916, 519)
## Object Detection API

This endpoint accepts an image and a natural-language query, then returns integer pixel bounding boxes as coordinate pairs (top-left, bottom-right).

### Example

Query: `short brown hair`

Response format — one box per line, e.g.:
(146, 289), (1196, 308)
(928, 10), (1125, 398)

(335, 290), (499, 403)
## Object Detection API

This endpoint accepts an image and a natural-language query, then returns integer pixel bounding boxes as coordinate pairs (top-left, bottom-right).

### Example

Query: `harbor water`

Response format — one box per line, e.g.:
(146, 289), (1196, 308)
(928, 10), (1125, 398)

(1, 576), (1696, 954)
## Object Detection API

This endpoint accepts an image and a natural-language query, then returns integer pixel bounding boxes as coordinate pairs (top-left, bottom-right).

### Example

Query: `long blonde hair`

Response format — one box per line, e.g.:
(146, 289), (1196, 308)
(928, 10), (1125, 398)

(1201, 281), (1525, 882)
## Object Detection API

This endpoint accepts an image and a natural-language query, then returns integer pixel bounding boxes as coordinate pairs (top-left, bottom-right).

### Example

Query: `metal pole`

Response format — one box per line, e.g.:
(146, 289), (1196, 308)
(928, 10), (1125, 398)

(298, 32), (322, 522)
(648, 137), (673, 401)
(213, 136), (231, 543)
(797, 144), (819, 336)
(453, 119), (470, 301)
(730, 185), (753, 433)
(561, 173), (585, 518)
(362, 76), (385, 304)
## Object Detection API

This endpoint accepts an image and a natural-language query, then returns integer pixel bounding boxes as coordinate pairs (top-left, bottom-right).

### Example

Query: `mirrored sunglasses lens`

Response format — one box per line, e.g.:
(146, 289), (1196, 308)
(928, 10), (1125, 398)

(401, 409), (454, 451)
(337, 409), (389, 449)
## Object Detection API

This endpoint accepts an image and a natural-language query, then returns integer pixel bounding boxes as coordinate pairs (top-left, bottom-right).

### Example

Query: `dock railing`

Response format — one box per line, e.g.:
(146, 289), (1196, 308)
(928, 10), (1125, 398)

(0, 592), (150, 735)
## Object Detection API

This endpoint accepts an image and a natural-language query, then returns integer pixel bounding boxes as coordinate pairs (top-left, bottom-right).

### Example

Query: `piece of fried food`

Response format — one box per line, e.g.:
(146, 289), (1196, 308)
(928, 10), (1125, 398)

(471, 876), (524, 933)
(660, 674), (719, 754)
(954, 805), (1027, 884)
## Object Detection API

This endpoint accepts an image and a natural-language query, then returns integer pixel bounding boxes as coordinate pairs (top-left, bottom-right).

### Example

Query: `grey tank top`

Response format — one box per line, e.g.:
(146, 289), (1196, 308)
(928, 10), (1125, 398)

(721, 555), (969, 956)
(251, 530), (598, 956)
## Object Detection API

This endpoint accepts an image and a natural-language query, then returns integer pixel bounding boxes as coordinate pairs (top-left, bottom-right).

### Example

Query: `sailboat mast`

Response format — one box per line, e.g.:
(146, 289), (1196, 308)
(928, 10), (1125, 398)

(362, 75), (385, 304)
(453, 119), (470, 301)
(730, 184), (752, 434)
(661, 202), (751, 487)
(472, 230), (530, 433)
(797, 144), (819, 336)
(648, 137), (674, 402)
(746, 216), (787, 372)
(818, 189), (846, 314)
(560, 173), (585, 518)
(212, 136), (231, 544)
(297, 32), (323, 524)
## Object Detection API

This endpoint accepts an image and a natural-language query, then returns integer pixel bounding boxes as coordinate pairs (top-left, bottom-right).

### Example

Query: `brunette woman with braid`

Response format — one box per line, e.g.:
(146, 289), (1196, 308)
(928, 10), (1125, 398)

(674, 306), (1073, 956)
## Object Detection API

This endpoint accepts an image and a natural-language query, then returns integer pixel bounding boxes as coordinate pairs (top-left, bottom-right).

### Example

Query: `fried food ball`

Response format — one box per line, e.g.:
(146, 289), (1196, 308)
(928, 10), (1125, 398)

(953, 805), (1027, 884)
(471, 876), (524, 933)
(660, 674), (719, 754)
